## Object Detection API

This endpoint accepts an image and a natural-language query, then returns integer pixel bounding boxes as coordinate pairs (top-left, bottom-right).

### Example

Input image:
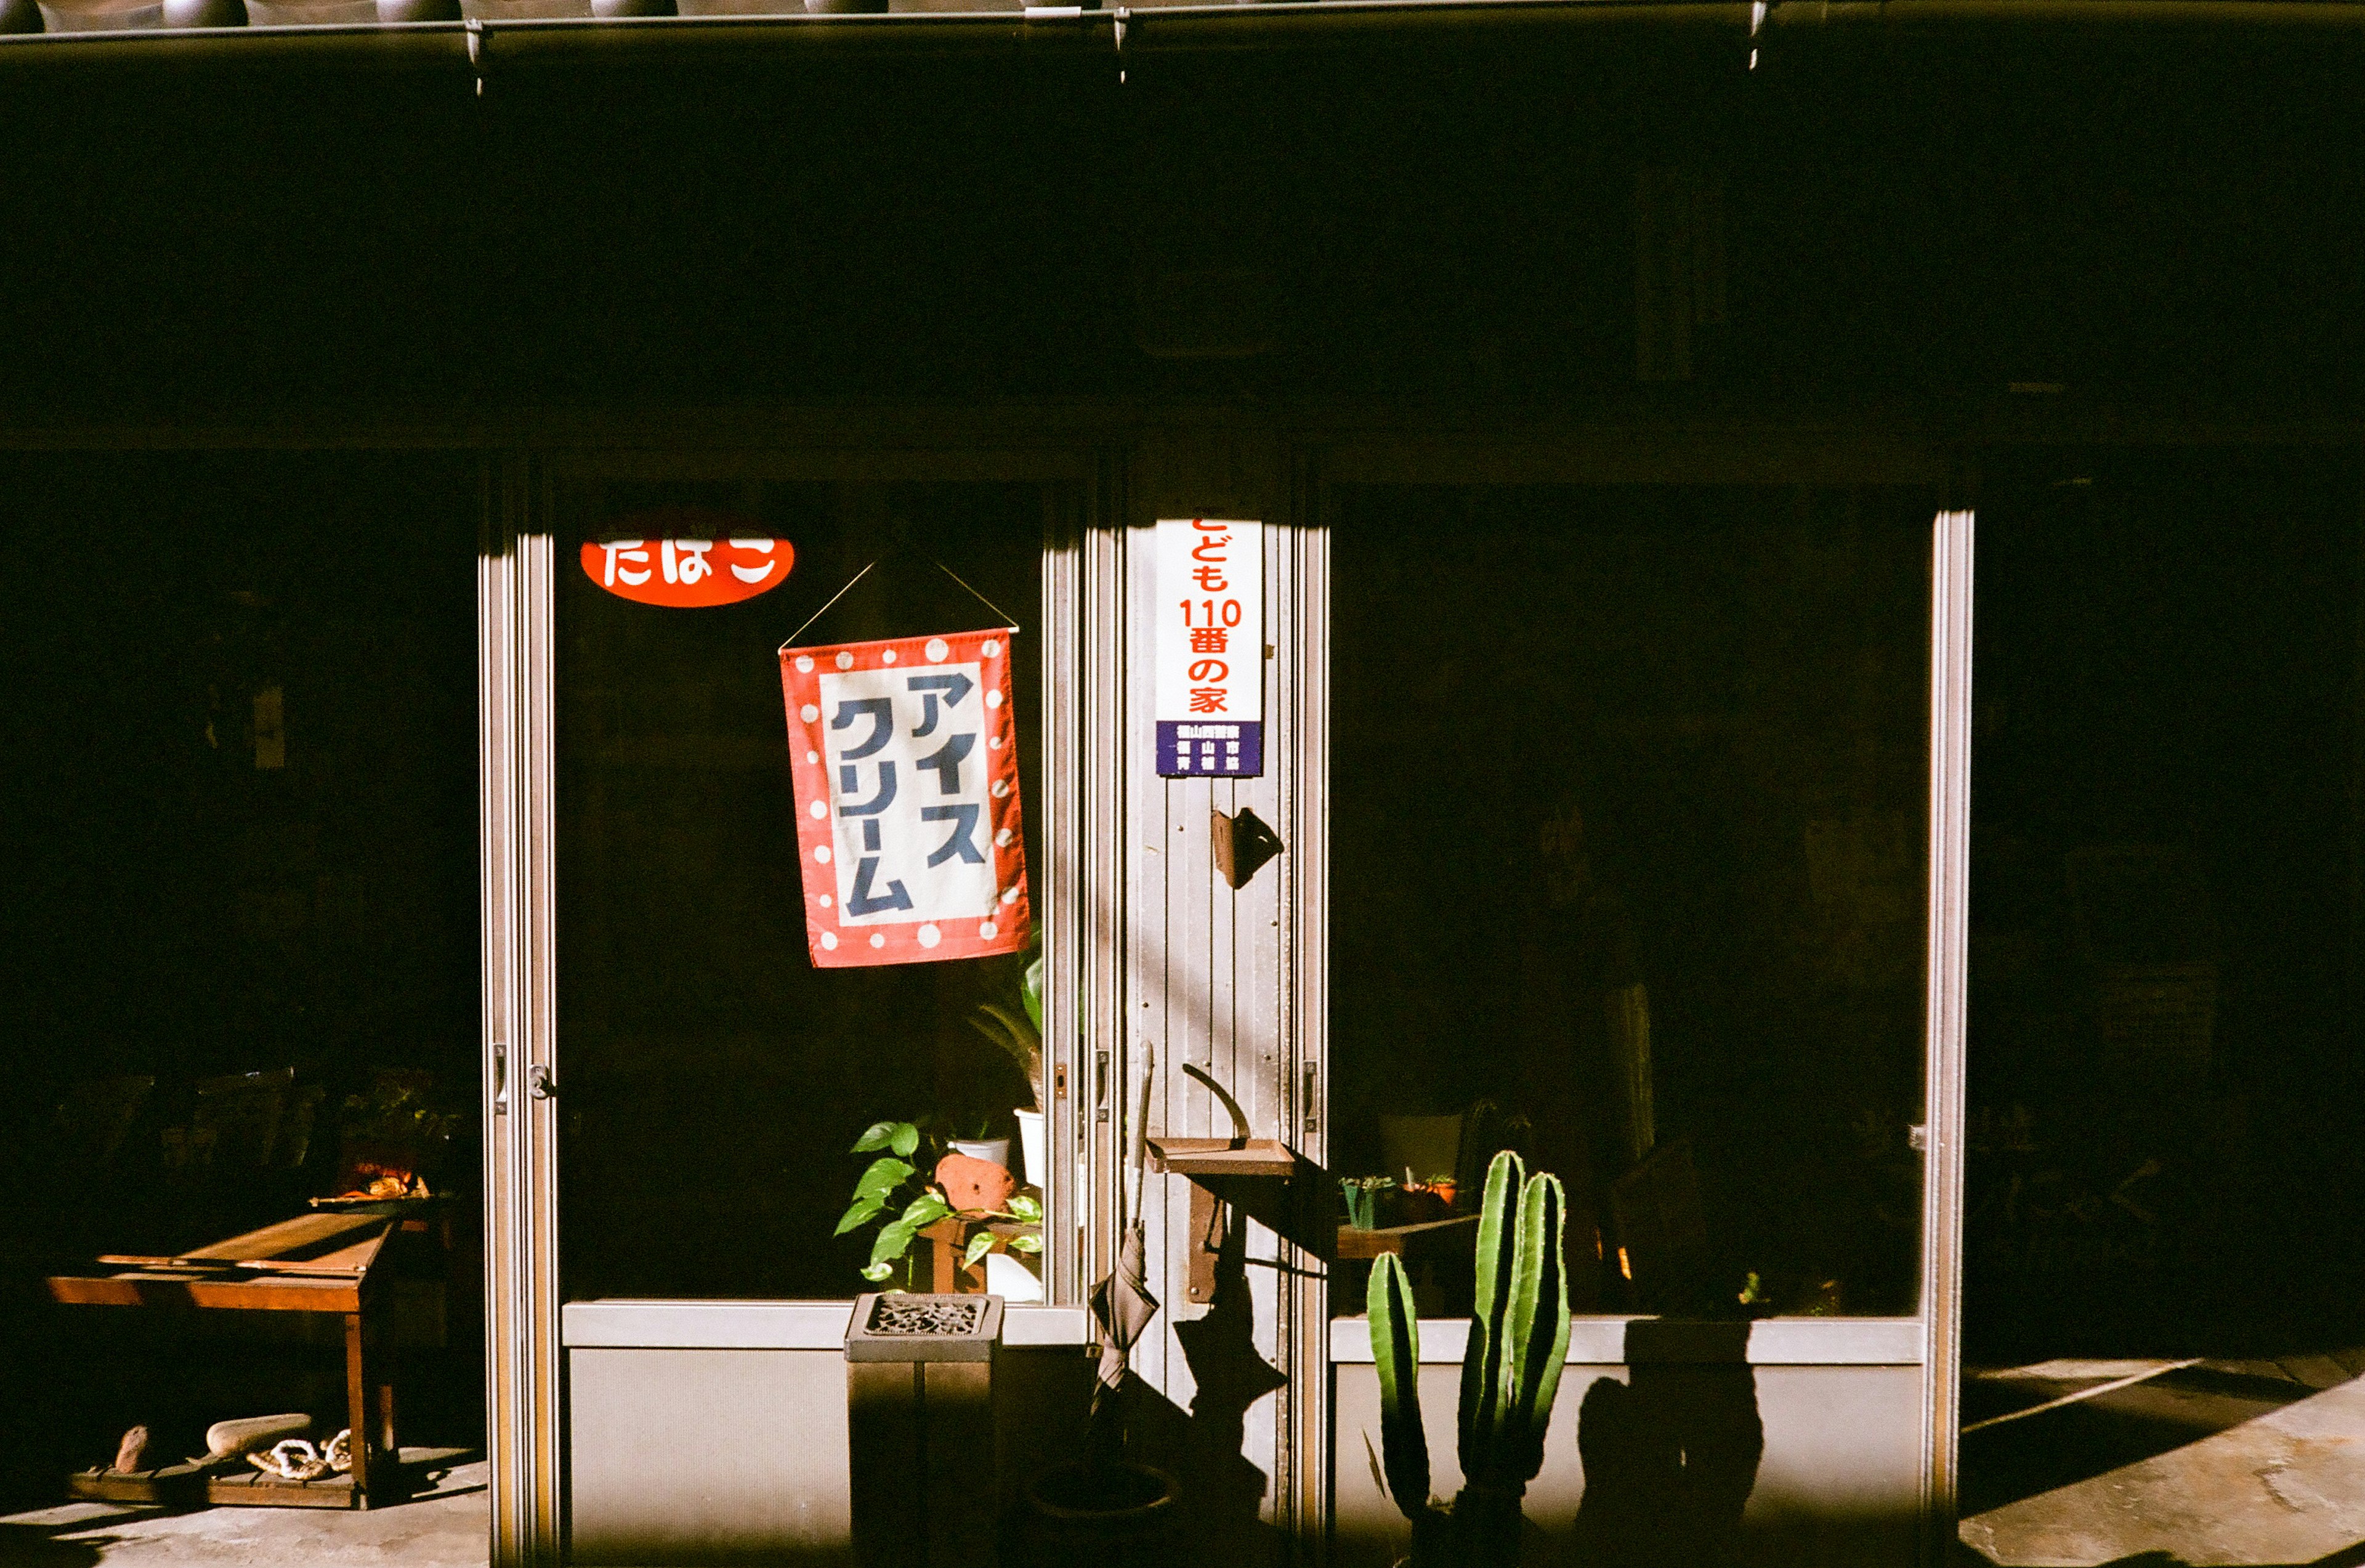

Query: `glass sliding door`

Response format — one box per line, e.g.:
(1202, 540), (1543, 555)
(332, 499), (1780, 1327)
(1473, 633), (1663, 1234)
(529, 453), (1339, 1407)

(551, 477), (1057, 1304)
(482, 456), (1099, 1568)
(1324, 481), (1968, 1568)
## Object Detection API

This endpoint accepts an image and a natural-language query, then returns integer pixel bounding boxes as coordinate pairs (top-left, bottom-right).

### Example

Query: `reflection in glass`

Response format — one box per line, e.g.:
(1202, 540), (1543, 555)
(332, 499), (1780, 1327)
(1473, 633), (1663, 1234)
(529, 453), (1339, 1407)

(554, 479), (1053, 1303)
(1331, 485), (1931, 1319)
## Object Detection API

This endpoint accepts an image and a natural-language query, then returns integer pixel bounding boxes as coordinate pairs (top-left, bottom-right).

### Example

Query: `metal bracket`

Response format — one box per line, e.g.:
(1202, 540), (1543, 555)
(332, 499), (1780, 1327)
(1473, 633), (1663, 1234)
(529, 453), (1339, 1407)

(526, 1064), (557, 1102)
(466, 18), (486, 98)
(1212, 806), (1284, 891)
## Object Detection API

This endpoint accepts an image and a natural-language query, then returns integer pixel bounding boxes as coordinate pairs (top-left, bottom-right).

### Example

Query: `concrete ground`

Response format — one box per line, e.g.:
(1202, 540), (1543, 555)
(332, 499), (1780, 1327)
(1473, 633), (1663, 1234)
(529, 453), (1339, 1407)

(1960, 1352), (2365, 1567)
(9, 1365), (2365, 1568)
(0, 1454), (486, 1568)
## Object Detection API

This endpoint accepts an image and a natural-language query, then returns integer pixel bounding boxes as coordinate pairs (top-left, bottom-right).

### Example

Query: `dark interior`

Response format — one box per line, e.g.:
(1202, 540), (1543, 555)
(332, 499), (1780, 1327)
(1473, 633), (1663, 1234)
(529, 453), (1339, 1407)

(0, 451), (485, 1506)
(1328, 483), (1934, 1319)
(1965, 448), (2365, 1362)
(552, 479), (1051, 1302)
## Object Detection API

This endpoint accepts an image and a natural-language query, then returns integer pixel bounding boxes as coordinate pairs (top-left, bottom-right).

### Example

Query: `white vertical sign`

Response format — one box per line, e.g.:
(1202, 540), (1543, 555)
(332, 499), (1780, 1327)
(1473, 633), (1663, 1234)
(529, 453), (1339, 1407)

(1155, 517), (1263, 777)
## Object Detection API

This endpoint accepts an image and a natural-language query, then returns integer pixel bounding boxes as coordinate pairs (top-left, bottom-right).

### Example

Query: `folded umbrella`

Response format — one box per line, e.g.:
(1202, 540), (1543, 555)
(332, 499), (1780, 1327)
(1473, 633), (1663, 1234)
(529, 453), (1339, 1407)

(1090, 1045), (1162, 1420)
(1090, 1219), (1159, 1417)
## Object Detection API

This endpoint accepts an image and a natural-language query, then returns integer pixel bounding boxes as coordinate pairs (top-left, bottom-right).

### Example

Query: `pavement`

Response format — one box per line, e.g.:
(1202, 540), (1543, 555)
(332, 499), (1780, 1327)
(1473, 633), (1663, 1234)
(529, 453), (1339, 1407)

(7, 1364), (2365, 1568)
(0, 1455), (486, 1568)
(1960, 1353), (2365, 1568)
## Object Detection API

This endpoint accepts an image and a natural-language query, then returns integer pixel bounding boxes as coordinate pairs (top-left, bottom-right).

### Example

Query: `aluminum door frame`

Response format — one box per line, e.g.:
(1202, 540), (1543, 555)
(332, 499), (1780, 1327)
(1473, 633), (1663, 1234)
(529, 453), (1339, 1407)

(1093, 430), (1330, 1561)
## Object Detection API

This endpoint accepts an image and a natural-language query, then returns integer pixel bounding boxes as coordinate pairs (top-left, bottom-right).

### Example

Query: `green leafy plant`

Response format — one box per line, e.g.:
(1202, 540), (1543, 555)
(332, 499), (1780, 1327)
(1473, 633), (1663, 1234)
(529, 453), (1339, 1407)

(966, 949), (1046, 1110)
(1368, 1150), (1571, 1566)
(838, 1120), (1043, 1286)
(1343, 1174), (1397, 1229)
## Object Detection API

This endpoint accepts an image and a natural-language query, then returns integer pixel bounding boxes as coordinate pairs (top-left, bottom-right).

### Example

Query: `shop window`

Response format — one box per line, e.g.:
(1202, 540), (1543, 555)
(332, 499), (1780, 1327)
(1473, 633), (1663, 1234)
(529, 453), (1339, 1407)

(1330, 485), (1931, 1319)
(555, 479), (1056, 1303)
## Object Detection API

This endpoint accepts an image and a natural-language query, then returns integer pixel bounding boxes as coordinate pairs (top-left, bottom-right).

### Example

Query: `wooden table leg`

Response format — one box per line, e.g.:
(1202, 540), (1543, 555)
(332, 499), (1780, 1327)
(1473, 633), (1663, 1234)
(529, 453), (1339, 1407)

(376, 1374), (398, 1460)
(344, 1312), (373, 1507)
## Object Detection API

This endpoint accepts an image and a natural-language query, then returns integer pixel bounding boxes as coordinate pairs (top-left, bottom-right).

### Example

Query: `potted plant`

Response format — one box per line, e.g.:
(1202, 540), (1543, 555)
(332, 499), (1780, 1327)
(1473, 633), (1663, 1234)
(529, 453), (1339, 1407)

(1343, 1174), (1397, 1230)
(1368, 1150), (1571, 1567)
(837, 1119), (1040, 1288)
(966, 944), (1046, 1187)
(1021, 1052), (1176, 1561)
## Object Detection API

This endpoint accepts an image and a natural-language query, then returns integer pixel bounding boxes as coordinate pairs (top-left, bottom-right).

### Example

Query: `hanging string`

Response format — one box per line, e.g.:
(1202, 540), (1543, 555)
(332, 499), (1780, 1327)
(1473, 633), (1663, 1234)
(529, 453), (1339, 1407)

(777, 552), (1021, 655)
(925, 553), (1021, 632)
(778, 560), (878, 654)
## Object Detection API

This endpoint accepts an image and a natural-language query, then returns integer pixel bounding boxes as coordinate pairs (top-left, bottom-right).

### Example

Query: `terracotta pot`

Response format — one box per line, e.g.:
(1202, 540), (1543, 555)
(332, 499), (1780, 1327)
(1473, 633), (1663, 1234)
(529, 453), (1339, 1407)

(935, 1151), (1015, 1214)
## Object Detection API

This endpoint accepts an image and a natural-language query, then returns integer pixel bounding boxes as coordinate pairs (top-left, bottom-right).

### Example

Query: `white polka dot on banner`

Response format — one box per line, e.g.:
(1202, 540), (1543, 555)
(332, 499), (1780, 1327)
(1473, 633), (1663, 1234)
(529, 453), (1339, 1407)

(988, 735), (1003, 750)
(794, 655), (814, 673)
(979, 921), (998, 940)
(870, 932), (886, 950)
(806, 750), (820, 764)
(814, 846), (832, 864)
(820, 895), (833, 908)
(882, 650), (897, 665)
(918, 924), (941, 949)
(800, 705), (819, 724)
(836, 652), (854, 670)
(984, 690), (1002, 709)
(991, 779), (1011, 799)
(1000, 886), (1019, 905)
(926, 638), (949, 663)
(994, 828), (1013, 847)
(820, 931), (838, 951)
(809, 801), (826, 819)
(982, 639), (1000, 658)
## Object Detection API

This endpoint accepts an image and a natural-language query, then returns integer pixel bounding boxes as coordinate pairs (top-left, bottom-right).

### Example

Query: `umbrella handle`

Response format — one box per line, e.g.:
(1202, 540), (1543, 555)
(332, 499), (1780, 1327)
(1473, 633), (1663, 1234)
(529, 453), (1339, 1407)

(1131, 1043), (1155, 1224)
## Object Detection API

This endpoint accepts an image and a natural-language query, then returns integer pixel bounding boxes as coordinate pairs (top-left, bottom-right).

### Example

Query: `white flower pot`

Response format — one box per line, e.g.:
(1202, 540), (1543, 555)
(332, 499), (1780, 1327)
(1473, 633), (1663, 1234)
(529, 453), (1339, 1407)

(950, 1138), (1011, 1171)
(1014, 1109), (1046, 1189)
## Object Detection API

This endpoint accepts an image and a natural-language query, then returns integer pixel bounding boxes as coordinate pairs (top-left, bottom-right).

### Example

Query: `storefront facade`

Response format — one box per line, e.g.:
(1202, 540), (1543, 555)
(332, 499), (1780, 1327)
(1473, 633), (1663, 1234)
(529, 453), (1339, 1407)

(461, 421), (1973, 1567)
(5, 4), (2359, 1562)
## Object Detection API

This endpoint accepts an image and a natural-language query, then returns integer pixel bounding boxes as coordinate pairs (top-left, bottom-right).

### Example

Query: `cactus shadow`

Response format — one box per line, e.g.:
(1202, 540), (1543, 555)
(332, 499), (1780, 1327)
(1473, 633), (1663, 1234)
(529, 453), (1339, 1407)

(1558, 1320), (1763, 1568)
(1123, 1201), (1292, 1568)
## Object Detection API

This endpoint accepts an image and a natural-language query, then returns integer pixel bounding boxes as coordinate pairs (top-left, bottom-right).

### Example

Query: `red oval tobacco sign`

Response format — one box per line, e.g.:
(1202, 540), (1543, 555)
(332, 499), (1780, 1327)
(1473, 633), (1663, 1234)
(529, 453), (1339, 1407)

(580, 511), (794, 607)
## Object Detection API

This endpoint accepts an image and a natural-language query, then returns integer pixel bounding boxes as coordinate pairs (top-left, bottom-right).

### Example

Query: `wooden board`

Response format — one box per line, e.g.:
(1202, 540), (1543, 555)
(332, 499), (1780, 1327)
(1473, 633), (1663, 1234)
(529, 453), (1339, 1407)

(96, 1216), (392, 1280)
(47, 1272), (365, 1312)
(176, 1212), (392, 1266)
(1334, 1214), (1479, 1261)
(1146, 1136), (1298, 1178)
(68, 1466), (363, 1510)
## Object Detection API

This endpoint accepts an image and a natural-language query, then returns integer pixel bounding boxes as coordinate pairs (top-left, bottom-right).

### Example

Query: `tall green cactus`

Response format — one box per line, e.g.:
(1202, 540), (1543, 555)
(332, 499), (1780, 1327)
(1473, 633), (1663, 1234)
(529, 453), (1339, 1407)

(1367, 1150), (1571, 1567)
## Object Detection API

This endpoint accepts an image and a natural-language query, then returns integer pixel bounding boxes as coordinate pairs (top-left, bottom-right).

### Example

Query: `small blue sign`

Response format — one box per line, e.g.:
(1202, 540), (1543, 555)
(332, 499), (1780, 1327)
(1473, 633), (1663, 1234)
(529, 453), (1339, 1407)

(1157, 721), (1263, 778)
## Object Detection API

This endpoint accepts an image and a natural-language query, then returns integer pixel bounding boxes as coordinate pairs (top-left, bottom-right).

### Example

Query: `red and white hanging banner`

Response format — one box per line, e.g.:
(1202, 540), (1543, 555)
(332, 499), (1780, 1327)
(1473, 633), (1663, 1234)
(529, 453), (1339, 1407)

(780, 628), (1031, 968)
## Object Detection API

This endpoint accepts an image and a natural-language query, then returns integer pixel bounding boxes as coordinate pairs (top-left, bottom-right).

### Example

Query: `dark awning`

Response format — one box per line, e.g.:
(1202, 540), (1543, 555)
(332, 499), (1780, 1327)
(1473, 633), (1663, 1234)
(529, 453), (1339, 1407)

(7, 0), (2363, 70)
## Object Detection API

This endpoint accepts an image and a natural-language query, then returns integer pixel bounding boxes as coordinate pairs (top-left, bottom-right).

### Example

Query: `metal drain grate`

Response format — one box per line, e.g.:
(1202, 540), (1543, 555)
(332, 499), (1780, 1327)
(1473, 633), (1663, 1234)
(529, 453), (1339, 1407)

(867, 1295), (988, 1338)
